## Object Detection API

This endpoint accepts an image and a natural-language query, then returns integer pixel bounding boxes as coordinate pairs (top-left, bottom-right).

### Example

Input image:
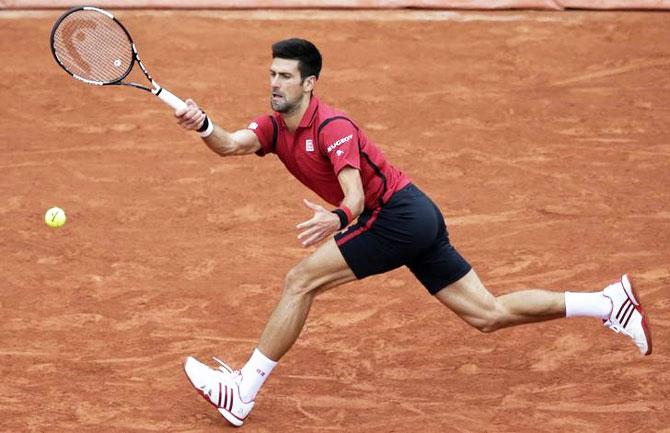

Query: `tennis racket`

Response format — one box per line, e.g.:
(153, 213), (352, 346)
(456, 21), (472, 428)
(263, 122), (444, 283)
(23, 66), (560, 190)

(50, 6), (187, 111)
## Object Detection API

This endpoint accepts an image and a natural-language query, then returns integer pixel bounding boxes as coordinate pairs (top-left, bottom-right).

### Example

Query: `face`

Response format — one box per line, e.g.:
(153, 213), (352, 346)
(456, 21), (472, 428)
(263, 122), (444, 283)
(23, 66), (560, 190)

(270, 57), (315, 114)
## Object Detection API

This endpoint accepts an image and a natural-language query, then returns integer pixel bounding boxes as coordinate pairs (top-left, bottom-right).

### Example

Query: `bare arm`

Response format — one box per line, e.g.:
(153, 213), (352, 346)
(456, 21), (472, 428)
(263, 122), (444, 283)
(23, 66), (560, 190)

(296, 167), (365, 247)
(175, 99), (261, 156)
(335, 166), (365, 219)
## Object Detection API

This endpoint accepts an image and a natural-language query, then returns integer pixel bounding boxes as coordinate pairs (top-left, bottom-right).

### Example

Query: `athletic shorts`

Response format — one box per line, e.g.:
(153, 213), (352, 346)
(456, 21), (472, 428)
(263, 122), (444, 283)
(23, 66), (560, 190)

(335, 183), (472, 295)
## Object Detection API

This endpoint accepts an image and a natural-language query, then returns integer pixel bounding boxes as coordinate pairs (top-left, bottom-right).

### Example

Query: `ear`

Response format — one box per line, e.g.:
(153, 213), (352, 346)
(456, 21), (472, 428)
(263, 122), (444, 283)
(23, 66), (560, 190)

(302, 75), (317, 93)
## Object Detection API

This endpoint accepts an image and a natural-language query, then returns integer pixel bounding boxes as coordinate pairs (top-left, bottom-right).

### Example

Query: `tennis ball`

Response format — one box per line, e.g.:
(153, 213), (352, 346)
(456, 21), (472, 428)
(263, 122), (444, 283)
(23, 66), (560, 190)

(44, 207), (66, 228)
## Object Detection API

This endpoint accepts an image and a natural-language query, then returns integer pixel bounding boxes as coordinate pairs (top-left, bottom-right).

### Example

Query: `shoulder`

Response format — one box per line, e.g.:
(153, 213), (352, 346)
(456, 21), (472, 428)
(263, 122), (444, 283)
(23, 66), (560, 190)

(249, 114), (281, 144)
(318, 116), (358, 135)
(249, 114), (278, 130)
(249, 114), (281, 156)
(316, 103), (358, 134)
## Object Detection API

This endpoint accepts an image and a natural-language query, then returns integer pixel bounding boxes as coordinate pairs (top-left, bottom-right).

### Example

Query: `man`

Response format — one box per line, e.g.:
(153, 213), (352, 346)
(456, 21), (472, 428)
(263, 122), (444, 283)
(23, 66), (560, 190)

(175, 38), (652, 427)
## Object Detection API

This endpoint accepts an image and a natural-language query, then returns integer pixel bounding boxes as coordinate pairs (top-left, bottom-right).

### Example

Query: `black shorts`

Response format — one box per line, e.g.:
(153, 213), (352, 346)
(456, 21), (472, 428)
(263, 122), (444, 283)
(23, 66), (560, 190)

(335, 183), (471, 295)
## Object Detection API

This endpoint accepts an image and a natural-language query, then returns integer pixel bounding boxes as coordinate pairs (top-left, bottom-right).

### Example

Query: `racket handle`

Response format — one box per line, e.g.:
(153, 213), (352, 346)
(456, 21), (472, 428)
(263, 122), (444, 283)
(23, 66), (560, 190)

(155, 87), (187, 111)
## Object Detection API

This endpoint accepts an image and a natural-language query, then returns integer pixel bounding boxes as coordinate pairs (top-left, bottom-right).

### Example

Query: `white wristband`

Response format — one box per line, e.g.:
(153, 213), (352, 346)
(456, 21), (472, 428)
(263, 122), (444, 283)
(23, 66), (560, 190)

(199, 118), (214, 138)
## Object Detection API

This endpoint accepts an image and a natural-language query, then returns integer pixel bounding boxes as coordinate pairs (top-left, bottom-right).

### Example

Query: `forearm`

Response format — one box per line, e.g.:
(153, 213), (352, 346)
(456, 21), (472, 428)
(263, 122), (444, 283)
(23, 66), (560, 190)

(175, 99), (260, 156)
(202, 125), (239, 157)
(338, 192), (364, 220)
(335, 167), (365, 228)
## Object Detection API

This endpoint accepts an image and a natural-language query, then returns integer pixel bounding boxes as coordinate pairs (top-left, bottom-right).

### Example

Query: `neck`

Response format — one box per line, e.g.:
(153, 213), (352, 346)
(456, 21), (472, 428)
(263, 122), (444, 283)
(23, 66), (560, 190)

(282, 94), (311, 132)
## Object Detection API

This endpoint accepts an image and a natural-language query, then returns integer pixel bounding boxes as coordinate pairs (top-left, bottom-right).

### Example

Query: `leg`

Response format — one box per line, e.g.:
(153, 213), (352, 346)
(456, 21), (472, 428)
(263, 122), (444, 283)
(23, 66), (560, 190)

(435, 269), (565, 333)
(183, 238), (355, 426)
(257, 238), (356, 361)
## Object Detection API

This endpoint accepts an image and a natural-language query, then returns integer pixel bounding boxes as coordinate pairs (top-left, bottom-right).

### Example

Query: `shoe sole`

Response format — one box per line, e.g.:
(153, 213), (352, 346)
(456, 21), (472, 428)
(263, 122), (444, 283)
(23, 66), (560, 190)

(623, 275), (653, 356)
(182, 358), (245, 427)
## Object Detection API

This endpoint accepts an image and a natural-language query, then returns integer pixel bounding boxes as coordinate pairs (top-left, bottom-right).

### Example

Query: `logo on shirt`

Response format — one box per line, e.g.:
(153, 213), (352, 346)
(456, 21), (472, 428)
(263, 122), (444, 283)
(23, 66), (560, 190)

(327, 134), (353, 153)
(336, 149), (344, 157)
(305, 139), (314, 152)
(248, 122), (258, 130)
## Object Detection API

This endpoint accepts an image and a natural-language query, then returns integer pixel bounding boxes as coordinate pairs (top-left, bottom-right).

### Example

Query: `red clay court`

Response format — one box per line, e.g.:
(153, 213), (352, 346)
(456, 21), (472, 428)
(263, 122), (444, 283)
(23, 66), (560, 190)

(1, 8), (669, 433)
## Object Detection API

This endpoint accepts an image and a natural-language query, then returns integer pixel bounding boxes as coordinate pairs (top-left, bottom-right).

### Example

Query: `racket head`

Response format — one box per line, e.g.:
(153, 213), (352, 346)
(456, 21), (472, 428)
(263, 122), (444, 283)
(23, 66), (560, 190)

(50, 6), (135, 86)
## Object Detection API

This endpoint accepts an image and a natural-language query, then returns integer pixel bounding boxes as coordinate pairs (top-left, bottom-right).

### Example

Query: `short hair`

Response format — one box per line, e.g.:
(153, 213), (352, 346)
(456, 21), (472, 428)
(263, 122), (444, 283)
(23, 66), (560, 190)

(272, 38), (322, 80)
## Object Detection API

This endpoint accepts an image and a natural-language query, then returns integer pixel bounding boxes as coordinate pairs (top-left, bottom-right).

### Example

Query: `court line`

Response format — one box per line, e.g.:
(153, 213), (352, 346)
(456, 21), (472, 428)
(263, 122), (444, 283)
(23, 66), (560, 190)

(550, 58), (670, 87)
(0, 350), (50, 356)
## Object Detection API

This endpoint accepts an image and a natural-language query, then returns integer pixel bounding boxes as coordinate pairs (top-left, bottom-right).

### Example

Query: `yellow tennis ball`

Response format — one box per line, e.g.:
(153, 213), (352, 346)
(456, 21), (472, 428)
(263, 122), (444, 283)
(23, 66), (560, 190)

(45, 207), (66, 228)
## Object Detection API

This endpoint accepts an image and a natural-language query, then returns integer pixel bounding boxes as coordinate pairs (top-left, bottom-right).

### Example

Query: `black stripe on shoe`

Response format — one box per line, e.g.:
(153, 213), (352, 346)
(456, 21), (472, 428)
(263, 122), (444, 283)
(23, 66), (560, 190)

(616, 298), (630, 321)
(622, 303), (636, 328)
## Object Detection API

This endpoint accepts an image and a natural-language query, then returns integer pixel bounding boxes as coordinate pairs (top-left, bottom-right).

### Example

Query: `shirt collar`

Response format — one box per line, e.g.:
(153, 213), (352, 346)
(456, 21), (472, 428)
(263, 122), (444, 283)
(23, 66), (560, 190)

(275, 95), (319, 130)
(298, 95), (319, 129)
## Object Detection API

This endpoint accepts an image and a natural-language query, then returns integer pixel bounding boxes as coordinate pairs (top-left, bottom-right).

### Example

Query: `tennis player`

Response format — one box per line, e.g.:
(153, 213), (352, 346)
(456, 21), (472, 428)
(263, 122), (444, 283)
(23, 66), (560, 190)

(175, 38), (652, 427)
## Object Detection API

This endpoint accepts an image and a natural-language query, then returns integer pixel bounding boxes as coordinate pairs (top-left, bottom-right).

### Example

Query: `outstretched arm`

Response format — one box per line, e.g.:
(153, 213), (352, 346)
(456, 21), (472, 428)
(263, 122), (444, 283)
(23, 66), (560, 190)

(296, 167), (364, 247)
(175, 99), (261, 156)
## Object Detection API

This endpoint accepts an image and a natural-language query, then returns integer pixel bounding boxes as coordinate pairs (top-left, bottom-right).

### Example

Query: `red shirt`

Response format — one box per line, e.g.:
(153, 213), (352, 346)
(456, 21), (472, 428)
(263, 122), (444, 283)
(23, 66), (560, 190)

(248, 96), (410, 210)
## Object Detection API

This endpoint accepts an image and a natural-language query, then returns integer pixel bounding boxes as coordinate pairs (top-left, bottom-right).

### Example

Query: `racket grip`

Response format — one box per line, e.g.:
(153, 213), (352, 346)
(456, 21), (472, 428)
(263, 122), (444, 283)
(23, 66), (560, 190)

(156, 87), (187, 111)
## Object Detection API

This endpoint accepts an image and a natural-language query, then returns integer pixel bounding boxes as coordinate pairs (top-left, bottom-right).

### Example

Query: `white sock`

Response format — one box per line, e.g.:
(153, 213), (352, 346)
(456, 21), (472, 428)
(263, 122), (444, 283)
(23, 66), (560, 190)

(239, 348), (277, 402)
(564, 291), (612, 319)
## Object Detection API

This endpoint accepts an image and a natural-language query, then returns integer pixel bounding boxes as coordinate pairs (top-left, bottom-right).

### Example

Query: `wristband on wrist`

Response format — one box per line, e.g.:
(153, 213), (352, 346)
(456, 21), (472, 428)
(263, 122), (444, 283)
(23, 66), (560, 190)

(197, 115), (214, 138)
(331, 205), (354, 230)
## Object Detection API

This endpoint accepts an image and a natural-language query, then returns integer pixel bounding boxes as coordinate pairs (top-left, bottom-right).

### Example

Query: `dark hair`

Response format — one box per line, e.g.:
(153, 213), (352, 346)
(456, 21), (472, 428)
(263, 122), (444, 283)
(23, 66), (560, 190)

(272, 38), (322, 80)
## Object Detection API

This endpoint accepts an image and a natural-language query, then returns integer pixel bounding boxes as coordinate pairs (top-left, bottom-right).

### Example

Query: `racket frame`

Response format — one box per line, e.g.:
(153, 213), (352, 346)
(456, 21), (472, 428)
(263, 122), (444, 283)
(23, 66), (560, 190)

(50, 6), (186, 110)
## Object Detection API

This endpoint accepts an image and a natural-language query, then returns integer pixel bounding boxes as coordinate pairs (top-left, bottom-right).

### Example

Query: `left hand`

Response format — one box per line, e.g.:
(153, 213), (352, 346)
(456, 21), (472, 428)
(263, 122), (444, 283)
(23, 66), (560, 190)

(296, 199), (340, 247)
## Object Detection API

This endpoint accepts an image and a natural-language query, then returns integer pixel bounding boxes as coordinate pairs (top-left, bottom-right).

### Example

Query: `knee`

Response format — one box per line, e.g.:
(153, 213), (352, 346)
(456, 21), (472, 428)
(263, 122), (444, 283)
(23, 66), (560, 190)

(475, 319), (501, 334)
(469, 303), (505, 334)
(283, 264), (316, 299)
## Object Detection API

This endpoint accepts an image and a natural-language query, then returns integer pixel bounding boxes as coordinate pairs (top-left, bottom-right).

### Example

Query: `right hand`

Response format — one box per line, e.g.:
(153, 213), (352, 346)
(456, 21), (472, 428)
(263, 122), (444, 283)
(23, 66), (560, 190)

(175, 99), (207, 131)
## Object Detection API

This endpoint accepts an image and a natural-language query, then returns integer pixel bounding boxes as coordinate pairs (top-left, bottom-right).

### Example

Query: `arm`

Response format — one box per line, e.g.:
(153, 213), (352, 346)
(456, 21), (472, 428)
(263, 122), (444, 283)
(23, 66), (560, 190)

(296, 167), (365, 248)
(335, 166), (365, 219)
(175, 99), (261, 156)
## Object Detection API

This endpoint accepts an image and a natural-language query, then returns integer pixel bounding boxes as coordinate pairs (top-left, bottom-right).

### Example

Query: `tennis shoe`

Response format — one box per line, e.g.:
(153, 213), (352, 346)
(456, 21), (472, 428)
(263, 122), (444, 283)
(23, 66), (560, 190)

(183, 356), (254, 427)
(602, 274), (652, 356)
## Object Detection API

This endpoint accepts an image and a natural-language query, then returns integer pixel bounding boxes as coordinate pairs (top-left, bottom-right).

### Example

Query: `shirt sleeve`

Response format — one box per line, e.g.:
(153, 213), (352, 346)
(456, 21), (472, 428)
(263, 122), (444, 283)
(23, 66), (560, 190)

(318, 119), (361, 174)
(247, 115), (277, 157)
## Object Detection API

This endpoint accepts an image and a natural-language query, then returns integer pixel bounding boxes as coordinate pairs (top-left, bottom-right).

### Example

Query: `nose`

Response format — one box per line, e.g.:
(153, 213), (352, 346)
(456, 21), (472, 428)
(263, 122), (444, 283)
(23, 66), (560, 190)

(270, 75), (281, 88)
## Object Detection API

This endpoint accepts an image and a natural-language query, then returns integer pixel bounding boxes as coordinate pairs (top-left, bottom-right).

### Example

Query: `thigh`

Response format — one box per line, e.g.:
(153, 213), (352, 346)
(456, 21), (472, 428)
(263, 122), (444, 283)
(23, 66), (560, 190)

(334, 212), (408, 280)
(407, 236), (472, 295)
(434, 269), (497, 322)
(292, 237), (358, 294)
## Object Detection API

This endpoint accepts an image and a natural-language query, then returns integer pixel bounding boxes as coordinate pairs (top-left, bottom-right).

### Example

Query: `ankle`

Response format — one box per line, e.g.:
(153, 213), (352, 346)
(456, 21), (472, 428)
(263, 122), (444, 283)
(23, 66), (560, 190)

(239, 348), (278, 401)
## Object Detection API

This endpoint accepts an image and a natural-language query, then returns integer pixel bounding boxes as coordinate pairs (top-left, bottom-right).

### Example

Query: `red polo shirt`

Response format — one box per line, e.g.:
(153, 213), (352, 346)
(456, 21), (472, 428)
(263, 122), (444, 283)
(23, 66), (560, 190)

(248, 96), (410, 210)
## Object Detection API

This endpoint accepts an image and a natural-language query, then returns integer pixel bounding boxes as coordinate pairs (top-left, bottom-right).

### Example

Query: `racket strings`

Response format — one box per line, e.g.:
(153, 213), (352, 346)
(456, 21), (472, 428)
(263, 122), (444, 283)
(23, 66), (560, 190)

(52, 10), (133, 83)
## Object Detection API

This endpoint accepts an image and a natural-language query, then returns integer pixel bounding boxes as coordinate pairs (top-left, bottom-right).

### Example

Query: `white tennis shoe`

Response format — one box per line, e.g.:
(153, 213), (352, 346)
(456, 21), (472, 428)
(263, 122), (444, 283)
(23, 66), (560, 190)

(602, 274), (652, 356)
(183, 356), (254, 427)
